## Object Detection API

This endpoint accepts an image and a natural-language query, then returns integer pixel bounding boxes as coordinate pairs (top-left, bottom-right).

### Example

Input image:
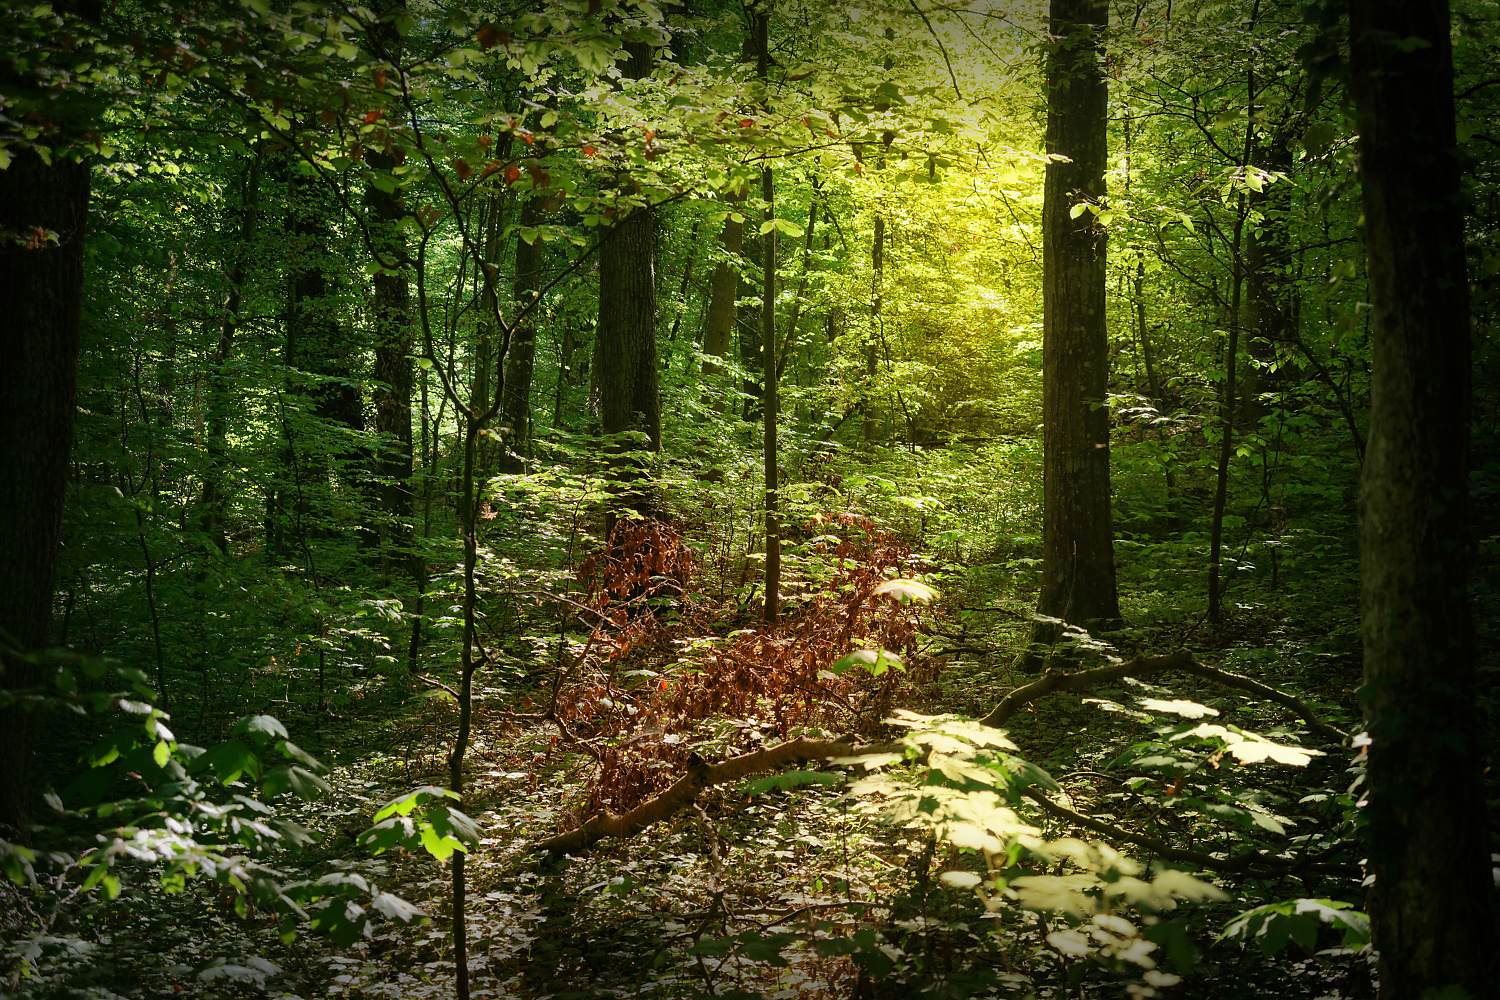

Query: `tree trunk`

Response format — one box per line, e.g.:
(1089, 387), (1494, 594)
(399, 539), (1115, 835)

(756, 12), (780, 624)
(700, 201), (744, 380)
(200, 151), (261, 551)
(1207, 13), (1260, 625)
(0, 146), (92, 836)
(367, 149), (414, 578)
(593, 205), (661, 537)
(863, 213), (885, 444)
(1350, 1), (1499, 995)
(288, 169), (363, 439)
(499, 195), (545, 473)
(1026, 0), (1120, 663)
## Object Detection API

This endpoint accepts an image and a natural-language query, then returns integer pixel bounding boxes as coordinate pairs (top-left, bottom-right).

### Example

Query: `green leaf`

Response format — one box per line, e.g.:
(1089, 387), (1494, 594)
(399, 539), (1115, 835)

(872, 578), (937, 603)
(830, 648), (904, 677)
(373, 786), (455, 822)
(262, 765), (331, 800)
(232, 715), (289, 745)
(189, 739), (262, 785)
(371, 892), (423, 922)
(278, 740), (324, 771)
(311, 899), (367, 947)
(357, 816), (417, 854)
(1302, 122), (1337, 155)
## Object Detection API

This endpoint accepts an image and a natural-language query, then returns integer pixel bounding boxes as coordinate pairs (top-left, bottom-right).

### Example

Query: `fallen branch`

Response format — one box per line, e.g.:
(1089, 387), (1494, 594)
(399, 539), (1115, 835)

(1019, 787), (1357, 879)
(532, 736), (856, 854)
(980, 648), (1349, 746)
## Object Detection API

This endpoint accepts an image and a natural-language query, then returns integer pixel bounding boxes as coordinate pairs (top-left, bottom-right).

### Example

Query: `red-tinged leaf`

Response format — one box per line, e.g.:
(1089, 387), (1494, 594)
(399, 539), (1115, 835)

(504, 165), (521, 184)
(477, 134), (492, 149)
(518, 130), (535, 146)
(740, 119), (754, 128)
(476, 25), (499, 50)
(453, 157), (472, 182)
(789, 70), (816, 81)
(364, 109), (382, 124)
(668, 72), (683, 85)
(583, 145), (596, 156)
(373, 68), (386, 91)
(480, 162), (500, 179)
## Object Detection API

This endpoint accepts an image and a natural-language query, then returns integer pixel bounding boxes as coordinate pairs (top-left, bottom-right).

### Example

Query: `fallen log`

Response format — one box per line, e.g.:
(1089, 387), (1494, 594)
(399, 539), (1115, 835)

(979, 647), (1349, 747)
(533, 735), (857, 855)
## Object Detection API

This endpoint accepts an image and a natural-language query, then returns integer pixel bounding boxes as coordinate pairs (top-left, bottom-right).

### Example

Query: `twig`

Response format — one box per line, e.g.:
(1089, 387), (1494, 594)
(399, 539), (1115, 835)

(414, 674), (459, 699)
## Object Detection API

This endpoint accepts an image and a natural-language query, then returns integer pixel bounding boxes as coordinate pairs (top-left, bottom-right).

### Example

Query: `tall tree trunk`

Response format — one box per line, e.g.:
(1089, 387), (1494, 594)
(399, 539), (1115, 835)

(472, 189), (507, 477)
(667, 219), (700, 344)
(1242, 133), (1293, 419)
(200, 151), (261, 551)
(1025, 0), (1120, 665)
(1350, 1), (1499, 995)
(0, 1), (100, 836)
(281, 163), (363, 554)
(756, 10), (780, 624)
(863, 213), (884, 444)
(1207, 14), (1260, 625)
(367, 148), (414, 577)
(776, 197), (819, 382)
(700, 199), (744, 380)
(288, 170), (362, 438)
(500, 195), (544, 473)
(593, 206), (661, 537)
(863, 34), (897, 446)
(593, 41), (660, 538)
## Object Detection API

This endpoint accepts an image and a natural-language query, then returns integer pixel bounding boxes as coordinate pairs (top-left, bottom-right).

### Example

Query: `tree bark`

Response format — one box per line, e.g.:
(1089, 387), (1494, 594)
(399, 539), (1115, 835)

(593, 205), (661, 537)
(499, 195), (545, 473)
(863, 213), (885, 444)
(200, 151), (261, 551)
(592, 41), (660, 539)
(367, 148), (414, 577)
(700, 200), (744, 379)
(0, 84), (95, 836)
(1026, 0), (1120, 663)
(1350, 1), (1499, 995)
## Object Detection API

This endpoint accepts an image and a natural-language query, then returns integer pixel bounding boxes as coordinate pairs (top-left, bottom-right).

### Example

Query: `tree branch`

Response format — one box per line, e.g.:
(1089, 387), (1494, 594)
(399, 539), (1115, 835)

(532, 735), (856, 854)
(979, 647), (1349, 746)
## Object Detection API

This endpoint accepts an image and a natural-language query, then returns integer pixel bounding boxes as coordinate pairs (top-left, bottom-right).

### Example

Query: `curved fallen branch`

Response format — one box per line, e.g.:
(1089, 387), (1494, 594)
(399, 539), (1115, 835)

(979, 647), (1349, 747)
(1019, 787), (1358, 879)
(532, 736), (856, 855)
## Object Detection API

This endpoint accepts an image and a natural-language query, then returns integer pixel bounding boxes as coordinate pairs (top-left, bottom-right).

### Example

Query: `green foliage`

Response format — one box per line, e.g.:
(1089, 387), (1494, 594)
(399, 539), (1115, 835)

(1220, 898), (1370, 957)
(357, 786), (480, 863)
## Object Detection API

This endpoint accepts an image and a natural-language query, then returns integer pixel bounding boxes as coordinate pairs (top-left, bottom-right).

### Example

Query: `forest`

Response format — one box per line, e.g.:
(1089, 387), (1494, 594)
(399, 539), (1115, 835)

(1, 0), (1496, 997)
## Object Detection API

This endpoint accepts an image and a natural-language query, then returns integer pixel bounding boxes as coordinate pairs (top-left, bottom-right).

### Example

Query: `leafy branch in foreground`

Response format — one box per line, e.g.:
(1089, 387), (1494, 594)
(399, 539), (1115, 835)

(0, 657), (436, 989)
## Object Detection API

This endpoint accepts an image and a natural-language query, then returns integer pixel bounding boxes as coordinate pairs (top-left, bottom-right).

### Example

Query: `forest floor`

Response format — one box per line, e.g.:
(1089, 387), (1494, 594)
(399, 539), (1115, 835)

(227, 593), (1373, 1000)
